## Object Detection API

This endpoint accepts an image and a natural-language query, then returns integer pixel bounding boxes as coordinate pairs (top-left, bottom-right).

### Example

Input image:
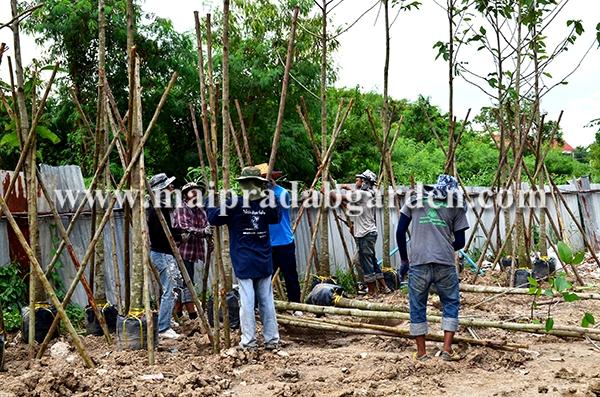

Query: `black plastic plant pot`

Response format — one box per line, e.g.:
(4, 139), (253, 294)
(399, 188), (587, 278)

(500, 257), (516, 270)
(21, 305), (59, 344)
(310, 275), (337, 291)
(532, 257), (557, 281)
(115, 313), (158, 350)
(207, 289), (241, 329)
(513, 268), (531, 288)
(85, 304), (119, 336)
(0, 334), (5, 371)
(383, 269), (400, 291)
(305, 283), (344, 306)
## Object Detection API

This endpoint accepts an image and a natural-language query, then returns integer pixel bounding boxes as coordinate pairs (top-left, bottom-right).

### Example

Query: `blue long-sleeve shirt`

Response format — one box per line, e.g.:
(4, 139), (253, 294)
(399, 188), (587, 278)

(269, 185), (294, 246)
(207, 196), (280, 279)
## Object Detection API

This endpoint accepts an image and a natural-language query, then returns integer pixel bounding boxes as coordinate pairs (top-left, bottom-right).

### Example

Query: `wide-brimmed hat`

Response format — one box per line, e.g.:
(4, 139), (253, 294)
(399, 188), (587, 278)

(255, 163), (283, 179)
(149, 173), (176, 190)
(236, 166), (268, 183)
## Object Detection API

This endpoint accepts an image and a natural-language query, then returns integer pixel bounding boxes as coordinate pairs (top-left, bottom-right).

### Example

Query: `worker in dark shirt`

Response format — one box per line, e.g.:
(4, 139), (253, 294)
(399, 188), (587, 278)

(207, 166), (281, 350)
(147, 173), (182, 340)
(396, 174), (469, 361)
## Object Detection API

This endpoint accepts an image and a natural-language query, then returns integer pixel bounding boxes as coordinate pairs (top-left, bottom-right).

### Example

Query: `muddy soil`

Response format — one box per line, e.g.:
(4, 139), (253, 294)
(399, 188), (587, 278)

(1, 263), (599, 397)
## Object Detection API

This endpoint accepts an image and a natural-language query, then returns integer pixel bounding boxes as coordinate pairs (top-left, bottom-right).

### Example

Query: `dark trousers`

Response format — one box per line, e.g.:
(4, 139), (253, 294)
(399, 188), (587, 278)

(272, 242), (301, 303)
(357, 231), (383, 283)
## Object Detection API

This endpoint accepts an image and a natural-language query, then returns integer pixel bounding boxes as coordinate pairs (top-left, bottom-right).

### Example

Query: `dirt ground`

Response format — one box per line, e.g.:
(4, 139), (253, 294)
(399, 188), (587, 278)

(2, 264), (600, 397)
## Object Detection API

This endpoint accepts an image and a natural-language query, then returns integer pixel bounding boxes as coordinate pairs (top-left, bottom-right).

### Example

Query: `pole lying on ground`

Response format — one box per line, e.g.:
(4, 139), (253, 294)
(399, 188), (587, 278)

(277, 315), (527, 350)
(275, 300), (600, 341)
(460, 284), (600, 300)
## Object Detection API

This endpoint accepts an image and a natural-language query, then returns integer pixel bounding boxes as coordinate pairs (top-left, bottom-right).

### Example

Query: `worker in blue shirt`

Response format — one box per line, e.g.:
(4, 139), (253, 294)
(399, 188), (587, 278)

(257, 163), (301, 303)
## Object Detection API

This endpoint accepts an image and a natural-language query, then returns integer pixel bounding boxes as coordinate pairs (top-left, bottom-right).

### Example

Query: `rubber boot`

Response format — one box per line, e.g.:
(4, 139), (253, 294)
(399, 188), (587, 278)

(367, 282), (378, 296)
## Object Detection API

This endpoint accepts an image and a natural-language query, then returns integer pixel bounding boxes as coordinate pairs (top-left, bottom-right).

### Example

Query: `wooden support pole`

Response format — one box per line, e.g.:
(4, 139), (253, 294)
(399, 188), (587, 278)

(36, 73), (179, 358)
(234, 99), (252, 165)
(189, 104), (207, 171)
(0, 195), (94, 368)
(277, 315), (526, 350)
(266, 6), (299, 180)
(36, 170), (112, 343)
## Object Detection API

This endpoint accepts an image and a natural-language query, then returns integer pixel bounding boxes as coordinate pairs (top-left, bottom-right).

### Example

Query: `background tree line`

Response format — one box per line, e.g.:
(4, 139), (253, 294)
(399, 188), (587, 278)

(0, 0), (595, 187)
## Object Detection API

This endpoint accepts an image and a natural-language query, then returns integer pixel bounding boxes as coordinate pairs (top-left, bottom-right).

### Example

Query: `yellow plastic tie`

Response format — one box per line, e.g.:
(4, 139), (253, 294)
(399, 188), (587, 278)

(333, 294), (341, 306)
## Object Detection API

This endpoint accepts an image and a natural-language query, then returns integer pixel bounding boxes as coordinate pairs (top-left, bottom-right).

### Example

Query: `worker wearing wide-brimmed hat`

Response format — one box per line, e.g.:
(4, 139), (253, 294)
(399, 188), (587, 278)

(147, 173), (183, 340)
(171, 180), (212, 322)
(256, 163), (301, 303)
(206, 166), (281, 350)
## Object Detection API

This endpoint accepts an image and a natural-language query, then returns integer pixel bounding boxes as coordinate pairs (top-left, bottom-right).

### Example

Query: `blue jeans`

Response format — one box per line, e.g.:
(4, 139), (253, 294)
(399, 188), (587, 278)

(151, 251), (181, 333)
(238, 277), (280, 348)
(356, 232), (383, 283)
(408, 263), (460, 336)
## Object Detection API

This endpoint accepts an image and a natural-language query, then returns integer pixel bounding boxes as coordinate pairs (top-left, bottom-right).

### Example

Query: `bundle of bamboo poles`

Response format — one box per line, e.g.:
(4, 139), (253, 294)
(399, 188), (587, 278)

(276, 299), (600, 343)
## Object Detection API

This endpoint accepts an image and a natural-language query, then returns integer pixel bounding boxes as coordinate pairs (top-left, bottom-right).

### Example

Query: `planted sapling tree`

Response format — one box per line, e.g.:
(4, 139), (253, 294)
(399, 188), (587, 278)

(528, 240), (594, 332)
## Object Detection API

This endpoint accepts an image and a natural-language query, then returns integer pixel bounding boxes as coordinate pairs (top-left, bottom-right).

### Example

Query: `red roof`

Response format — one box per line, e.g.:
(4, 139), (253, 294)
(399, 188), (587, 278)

(562, 142), (575, 153)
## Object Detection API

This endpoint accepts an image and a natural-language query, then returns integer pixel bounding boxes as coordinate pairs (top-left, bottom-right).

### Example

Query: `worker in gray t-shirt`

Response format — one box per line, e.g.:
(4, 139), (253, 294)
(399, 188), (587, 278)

(396, 174), (469, 361)
(331, 169), (389, 295)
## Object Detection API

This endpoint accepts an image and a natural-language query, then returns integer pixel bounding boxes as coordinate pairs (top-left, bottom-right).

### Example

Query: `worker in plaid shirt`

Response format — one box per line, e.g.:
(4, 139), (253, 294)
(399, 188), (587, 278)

(171, 181), (213, 321)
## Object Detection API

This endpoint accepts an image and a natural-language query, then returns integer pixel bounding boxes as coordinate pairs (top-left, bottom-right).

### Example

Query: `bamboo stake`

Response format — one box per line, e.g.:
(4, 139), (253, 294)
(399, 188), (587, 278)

(36, 170), (112, 343)
(234, 99), (252, 165)
(277, 315), (527, 350)
(0, 195), (94, 368)
(144, 180), (215, 346)
(291, 99), (354, 232)
(189, 104), (206, 171)
(36, 73), (179, 358)
(0, 63), (60, 221)
(300, 208), (324, 301)
(277, 300), (600, 340)
(332, 208), (356, 283)
(334, 296), (409, 313)
(193, 12), (214, 173)
(460, 284), (600, 300)
(228, 114), (245, 169)
(140, 154), (154, 364)
(266, 6), (299, 180)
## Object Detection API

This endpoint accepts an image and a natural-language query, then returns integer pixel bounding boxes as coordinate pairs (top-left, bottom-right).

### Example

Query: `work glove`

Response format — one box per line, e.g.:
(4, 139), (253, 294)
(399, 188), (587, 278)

(399, 260), (409, 283)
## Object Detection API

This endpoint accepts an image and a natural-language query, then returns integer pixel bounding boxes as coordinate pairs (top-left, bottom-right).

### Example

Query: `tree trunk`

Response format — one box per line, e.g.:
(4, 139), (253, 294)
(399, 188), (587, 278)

(11, 0), (45, 358)
(319, 0), (330, 276)
(513, 3), (529, 268)
(129, 57), (144, 311)
(94, 0), (108, 304)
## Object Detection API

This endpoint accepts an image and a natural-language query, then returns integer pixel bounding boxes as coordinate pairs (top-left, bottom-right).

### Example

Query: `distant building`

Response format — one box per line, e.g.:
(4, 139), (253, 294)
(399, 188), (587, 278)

(490, 133), (575, 156)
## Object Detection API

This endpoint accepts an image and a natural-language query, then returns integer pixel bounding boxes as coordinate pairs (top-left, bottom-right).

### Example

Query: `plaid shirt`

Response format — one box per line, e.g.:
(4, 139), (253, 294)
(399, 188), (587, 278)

(171, 205), (212, 262)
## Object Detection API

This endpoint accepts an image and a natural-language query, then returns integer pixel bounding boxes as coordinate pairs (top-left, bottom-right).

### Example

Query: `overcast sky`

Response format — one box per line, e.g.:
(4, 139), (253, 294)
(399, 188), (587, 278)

(1, 0), (599, 146)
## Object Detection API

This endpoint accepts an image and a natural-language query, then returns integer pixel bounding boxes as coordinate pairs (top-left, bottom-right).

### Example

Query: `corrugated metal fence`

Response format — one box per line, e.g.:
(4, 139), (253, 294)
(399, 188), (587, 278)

(1, 165), (599, 306)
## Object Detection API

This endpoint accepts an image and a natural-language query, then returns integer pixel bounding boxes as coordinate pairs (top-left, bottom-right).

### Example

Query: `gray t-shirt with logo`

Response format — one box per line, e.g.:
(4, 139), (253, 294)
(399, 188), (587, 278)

(400, 197), (469, 266)
(348, 189), (377, 238)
